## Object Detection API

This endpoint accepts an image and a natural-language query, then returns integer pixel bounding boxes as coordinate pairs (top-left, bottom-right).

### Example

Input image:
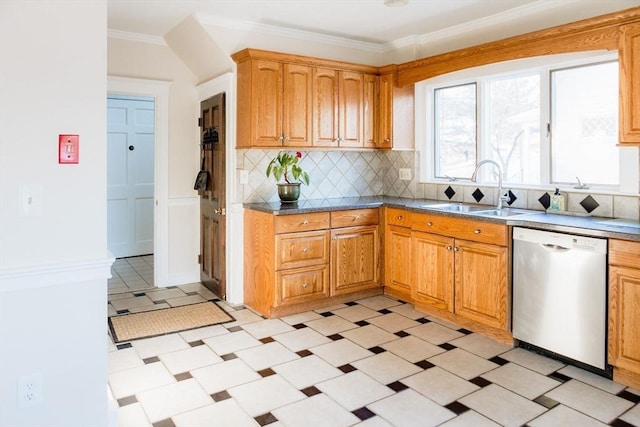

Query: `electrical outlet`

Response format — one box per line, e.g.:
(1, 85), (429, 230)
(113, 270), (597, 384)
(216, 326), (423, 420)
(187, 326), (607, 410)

(399, 168), (412, 181)
(18, 373), (42, 408)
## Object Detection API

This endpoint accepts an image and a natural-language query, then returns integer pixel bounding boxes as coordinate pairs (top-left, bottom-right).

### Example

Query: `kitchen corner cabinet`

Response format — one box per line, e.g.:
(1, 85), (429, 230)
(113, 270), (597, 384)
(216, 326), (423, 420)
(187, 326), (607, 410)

(243, 208), (382, 318)
(619, 22), (640, 145)
(378, 67), (415, 150)
(383, 207), (413, 302)
(410, 212), (509, 334)
(608, 239), (640, 389)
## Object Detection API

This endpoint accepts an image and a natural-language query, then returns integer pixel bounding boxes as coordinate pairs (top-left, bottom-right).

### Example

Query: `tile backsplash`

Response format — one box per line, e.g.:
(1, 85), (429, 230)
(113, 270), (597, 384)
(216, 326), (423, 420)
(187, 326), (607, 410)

(237, 149), (640, 220)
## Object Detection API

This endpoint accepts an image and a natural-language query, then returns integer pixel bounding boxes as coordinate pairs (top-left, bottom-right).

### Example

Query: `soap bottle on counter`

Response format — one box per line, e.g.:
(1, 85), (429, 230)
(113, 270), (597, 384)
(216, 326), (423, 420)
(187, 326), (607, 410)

(549, 188), (566, 212)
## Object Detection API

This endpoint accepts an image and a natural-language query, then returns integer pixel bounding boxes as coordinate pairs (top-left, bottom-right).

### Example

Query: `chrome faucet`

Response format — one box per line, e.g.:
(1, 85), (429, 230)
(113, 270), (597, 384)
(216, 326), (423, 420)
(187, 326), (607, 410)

(470, 160), (509, 209)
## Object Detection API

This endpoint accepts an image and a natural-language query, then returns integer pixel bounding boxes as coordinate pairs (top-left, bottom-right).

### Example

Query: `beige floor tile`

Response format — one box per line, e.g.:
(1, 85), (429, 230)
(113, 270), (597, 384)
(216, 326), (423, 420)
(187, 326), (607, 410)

(172, 400), (259, 427)
(273, 393), (360, 427)
(305, 315), (358, 336)
(403, 366), (480, 405)
(223, 309), (264, 328)
(131, 333), (190, 359)
(310, 338), (374, 367)
(235, 341), (299, 371)
(389, 303), (429, 320)
(368, 389), (455, 427)
(366, 312), (421, 333)
(229, 375), (306, 417)
(191, 358), (261, 394)
(108, 347), (144, 374)
(439, 410), (501, 427)
(273, 355), (342, 389)
(558, 365), (626, 394)
(144, 288), (188, 302)
(449, 333), (512, 359)
(545, 379), (634, 423)
(500, 347), (565, 375)
(240, 318), (295, 339)
(108, 362), (176, 399)
(355, 295), (403, 311)
(619, 402), (640, 426)
(127, 302), (170, 314)
(340, 324), (399, 349)
(110, 295), (156, 311)
(317, 370), (395, 411)
(136, 378), (212, 423)
(204, 330), (261, 356)
(314, 302), (348, 312)
(159, 345), (223, 375)
(356, 416), (393, 427)
(460, 384), (546, 427)
(273, 327), (332, 352)
(178, 324), (230, 343)
(429, 348), (499, 380)
(332, 304), (383, 322)
(279, 310), (324, 325)
(528, 404), (608, 427)
(166, 294), (207, 307)
(117, 402), (152, 427)
(406, 322), (464, 345)
(352, 351), (421, 385)
(481, 362), (561, 400)
(381, 335), (445, 363)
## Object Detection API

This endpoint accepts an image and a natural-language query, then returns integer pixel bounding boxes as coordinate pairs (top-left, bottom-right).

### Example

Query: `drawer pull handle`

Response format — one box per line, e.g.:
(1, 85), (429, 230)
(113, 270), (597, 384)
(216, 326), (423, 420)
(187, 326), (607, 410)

(427, 222), (433, 227)
(446, 245), (453, 251)
(474, 229), (481, 234)
(302, 220), (309, 225)
(302, 283), (308, 288)
(397, 215), (403, 220)
(301, 247), (309, 253)
(353, 215), (361, 221)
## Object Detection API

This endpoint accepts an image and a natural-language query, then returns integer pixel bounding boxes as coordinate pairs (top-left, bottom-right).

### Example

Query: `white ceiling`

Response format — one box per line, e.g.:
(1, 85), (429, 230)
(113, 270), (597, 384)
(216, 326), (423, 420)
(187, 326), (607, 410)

(108, 0), (640, 47)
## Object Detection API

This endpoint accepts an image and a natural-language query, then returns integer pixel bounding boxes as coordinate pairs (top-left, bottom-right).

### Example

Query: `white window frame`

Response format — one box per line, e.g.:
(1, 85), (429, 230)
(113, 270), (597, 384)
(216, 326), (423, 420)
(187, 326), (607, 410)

(416, 51), (639, 194)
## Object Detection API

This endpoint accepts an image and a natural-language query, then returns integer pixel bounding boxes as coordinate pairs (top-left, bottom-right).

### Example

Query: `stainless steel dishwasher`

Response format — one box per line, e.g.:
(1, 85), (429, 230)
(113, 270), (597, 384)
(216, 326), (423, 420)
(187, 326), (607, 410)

(512, 227), (608, 370)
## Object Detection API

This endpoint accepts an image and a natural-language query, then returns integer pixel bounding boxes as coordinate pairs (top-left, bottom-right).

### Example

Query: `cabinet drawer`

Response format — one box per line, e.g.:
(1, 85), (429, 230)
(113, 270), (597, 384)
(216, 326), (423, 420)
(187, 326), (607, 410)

(275, 212), (330, 234)
(386, 207), (410, 227)
(276, 230), (330, 270)
(331, 208), (379, 228)
(277, 265), (330, 304)
(410, 212), (507, 246)
(609, 239), (640, 268)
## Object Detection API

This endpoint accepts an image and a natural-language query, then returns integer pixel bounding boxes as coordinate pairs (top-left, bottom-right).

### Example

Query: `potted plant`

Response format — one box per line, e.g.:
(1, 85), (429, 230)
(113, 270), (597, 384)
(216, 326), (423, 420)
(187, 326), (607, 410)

(266, 151), (310, 202)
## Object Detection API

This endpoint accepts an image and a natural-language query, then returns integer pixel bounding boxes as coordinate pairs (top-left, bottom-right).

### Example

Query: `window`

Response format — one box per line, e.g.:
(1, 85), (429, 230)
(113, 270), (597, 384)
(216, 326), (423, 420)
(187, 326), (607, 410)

(423, 53), (620, 189)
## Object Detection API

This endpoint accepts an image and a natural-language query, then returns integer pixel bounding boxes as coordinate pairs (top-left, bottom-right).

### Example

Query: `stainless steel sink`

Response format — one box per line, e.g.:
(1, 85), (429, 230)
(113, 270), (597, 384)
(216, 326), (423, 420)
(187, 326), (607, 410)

(421, 203), (490, 213)
(474, 208), (533, 218)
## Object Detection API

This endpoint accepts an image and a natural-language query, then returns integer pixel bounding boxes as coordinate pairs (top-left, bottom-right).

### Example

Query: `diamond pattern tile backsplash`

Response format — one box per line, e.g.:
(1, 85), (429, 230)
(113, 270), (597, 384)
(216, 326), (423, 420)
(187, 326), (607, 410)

(237, 148), (640, 220)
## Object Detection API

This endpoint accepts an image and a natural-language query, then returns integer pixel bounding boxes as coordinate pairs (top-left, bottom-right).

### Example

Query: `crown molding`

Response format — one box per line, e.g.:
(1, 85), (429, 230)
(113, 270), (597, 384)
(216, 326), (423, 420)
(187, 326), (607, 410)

(196, 13), (384, 54)
(108, 29), (167, 46)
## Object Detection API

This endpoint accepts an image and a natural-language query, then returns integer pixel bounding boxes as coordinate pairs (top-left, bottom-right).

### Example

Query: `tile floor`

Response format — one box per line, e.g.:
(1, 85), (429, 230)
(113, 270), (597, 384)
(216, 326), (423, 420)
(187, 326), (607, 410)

(109, 255), (155, 295)
(107, 277), (640, 427)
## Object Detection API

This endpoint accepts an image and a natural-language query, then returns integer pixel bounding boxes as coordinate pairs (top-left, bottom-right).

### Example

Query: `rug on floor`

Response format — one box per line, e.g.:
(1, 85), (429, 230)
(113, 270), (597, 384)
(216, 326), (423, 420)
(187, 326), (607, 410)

(108, 301), (234, 343)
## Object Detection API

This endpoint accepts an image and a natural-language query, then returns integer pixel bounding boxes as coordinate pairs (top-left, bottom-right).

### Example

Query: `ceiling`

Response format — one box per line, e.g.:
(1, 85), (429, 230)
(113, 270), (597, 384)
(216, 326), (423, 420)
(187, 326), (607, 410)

(108, 0), (640, 47)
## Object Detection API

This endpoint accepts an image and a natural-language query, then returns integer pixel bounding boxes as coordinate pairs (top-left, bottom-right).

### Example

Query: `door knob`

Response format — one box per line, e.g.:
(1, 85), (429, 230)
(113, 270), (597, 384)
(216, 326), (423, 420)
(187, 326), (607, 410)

(128, 145), (135, 151)
(213, 208), (226, 215)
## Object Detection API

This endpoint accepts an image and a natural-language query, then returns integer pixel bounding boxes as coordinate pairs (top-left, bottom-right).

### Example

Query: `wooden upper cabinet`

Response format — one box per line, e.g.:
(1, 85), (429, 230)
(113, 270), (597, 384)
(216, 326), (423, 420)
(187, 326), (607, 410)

(379, 69), (415, 150)
(283, 64), (313, 147)
(379, 73), (393, 149)
(339, 71), (365, 147)
(619, 21), (640, 145)
(313, 67), (340, 147)
(363, 74), (379, 148)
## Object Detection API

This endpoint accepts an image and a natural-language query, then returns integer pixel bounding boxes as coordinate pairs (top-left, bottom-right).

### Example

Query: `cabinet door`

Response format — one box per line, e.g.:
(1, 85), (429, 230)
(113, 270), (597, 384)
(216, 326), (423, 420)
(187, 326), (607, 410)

(331, 225), (380, 295)
(363, 74), (379, 148)
(277, 265), (330, 305)
(283, 64), (313, 147)
(313, 67), (340, 147)
(620, 22), (640, 144)
(609, 265), (640, 372)
(385, 224), (412, 298)
(411, 231), (453, 312)
(454, 239), (507, 329)
(252, 60), (283, 146)
(339, 71), (365, 147)
(379, 73), (393, 149)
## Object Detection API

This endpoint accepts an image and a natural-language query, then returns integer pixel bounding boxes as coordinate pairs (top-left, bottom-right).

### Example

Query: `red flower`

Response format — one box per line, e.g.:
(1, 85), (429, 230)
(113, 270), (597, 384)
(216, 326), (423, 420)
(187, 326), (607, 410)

(296, 151), (302, 158)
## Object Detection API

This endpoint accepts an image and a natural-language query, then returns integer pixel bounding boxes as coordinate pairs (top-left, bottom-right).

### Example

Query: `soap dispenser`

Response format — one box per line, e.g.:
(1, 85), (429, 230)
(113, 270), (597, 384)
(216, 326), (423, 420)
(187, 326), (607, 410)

(549, 188), (566, 212)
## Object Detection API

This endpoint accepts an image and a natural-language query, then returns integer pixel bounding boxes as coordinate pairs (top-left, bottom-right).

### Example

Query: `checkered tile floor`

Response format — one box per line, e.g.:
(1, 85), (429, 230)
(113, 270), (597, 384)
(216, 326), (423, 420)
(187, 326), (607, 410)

(107, 282), (640, 427)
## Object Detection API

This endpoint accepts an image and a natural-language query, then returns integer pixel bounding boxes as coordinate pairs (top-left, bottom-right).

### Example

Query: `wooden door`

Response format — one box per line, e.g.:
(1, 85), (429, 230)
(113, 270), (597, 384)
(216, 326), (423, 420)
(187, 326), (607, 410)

(331, 225), (379, 295)
(313, 67), (339, 147)
(339, 71), (364, 147)
(384, 224), (412, 298)
(412, 231), (454, 311)
(283, 64), (313, 147)
(252, 60), (282, 146)
(453, 239), (507, 329)
(363, 74), (379, 148)
(107, 96), (155, 258)
(199, 93), (226, 299)
(608, 265), (640, 372)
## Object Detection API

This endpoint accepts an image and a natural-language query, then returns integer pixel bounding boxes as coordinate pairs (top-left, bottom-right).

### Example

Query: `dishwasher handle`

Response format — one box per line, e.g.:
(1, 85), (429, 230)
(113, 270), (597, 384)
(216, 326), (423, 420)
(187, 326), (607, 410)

(541, 243), (571, 252)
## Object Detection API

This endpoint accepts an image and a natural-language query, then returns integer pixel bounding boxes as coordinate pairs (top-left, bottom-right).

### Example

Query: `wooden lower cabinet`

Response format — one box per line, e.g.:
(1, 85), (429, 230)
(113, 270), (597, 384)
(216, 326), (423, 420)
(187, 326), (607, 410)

(412, 231), (453, 311)
(331, 225), (380, 295)
(384, 207), (412, 301)
(608, 239), (640, 388)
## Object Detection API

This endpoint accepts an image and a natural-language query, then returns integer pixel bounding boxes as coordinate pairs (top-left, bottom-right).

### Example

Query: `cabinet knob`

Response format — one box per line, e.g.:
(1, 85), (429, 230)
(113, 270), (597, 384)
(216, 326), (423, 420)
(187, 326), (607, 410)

(385, 138), (391, 143)
(301, 247), (309, 253)
(446, 245), (453, 251)
(397, 215), (403, 220)
(279, 135), (284, 141)
(302, 220), (309, 225)
(302, 283), (308, 288)
(353, 215), (361, 221)
(454, 247), (459, 252)
(474, 229), (481, 234)
(427, 222), (433, 227)
(284, 135), (290, 141)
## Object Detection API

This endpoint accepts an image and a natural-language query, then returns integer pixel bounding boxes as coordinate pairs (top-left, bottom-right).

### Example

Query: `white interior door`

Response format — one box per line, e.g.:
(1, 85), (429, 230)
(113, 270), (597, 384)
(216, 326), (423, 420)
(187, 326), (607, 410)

(107, 96), (155, 258)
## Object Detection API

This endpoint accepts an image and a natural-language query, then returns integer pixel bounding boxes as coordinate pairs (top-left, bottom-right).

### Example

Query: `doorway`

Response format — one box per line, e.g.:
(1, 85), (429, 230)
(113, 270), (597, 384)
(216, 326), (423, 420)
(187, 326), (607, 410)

(107, 95), (155, 260)
(199, 93), (226, 299)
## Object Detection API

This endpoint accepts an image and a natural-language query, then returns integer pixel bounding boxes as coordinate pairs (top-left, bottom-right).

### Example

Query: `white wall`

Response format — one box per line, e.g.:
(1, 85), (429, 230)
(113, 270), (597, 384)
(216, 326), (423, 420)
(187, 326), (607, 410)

(0, 1), (111, 425)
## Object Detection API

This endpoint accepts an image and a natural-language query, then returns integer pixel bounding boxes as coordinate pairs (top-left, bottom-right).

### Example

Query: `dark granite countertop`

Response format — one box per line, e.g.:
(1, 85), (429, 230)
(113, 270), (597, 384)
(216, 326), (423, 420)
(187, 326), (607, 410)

(243, 196), (640, 241)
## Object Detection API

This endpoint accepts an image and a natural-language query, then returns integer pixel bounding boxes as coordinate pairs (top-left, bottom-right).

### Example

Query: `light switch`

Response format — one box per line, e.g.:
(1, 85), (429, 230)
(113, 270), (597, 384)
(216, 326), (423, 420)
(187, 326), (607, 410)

(19, 185), (42, 217)
(399, 168), (412, 181)
(59, 134), (79, 164)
